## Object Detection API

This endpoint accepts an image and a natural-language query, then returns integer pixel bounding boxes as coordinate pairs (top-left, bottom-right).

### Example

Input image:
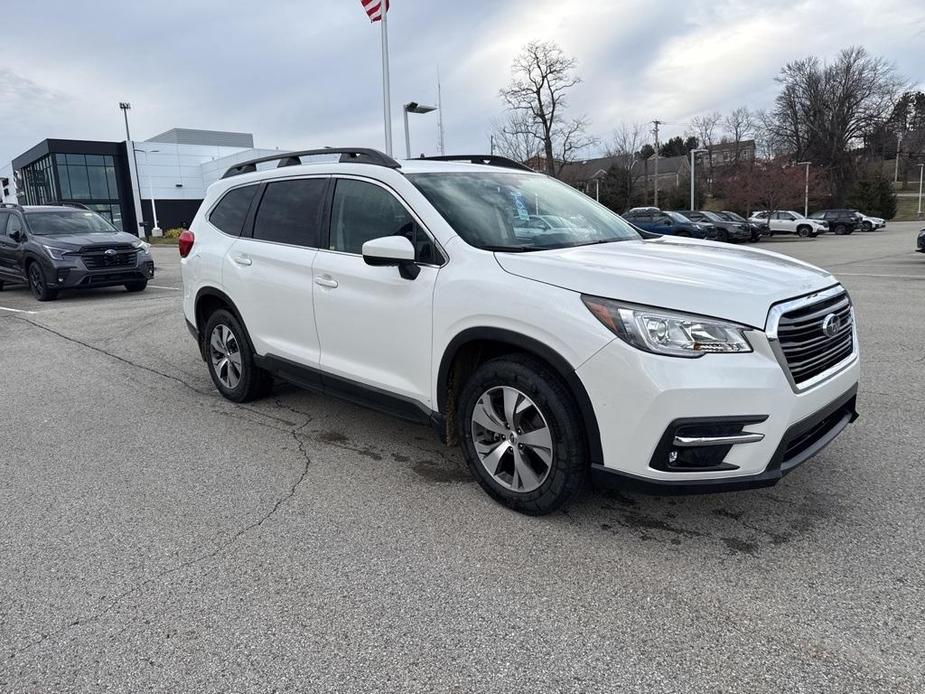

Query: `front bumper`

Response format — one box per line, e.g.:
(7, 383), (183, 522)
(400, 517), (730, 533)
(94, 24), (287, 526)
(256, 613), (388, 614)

(916, 232), (925, 252)
(42, 253), (155, 289)
(576, 327), (860, 491)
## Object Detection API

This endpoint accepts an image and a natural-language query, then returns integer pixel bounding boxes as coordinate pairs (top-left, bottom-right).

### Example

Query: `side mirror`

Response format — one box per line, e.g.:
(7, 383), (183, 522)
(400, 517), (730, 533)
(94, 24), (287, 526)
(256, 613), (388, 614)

(362, 235), (420, 280)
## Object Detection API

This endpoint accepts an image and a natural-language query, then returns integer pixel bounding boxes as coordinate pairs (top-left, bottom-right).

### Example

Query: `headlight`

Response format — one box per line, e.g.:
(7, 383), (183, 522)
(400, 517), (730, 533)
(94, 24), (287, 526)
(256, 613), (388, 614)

(581, 296), (753, 358)
(42, 245), (73, 260)
(132, 239), (151, 253)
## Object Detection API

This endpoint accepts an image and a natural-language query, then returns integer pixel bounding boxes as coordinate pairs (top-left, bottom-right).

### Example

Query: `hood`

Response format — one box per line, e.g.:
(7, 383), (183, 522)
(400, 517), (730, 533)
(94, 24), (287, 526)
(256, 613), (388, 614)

(495, 237), (836, 328)
(32, 232), (139, 250)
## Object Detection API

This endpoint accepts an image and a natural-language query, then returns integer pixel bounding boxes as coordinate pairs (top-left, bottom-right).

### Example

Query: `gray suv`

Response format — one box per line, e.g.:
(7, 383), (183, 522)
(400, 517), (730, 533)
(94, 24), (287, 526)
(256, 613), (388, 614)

(0, 203), (154, 301)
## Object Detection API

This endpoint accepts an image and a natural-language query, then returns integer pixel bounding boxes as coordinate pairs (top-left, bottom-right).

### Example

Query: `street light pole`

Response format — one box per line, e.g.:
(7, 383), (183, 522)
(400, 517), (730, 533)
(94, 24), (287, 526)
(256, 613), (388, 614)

(135, 148), (161, 235)
(120, 102), (146, 238)
(798, 161), (812, 217)
(402, 102), (437, 159)
(894, 132), (902, 185)
(689, 148), (707, 210)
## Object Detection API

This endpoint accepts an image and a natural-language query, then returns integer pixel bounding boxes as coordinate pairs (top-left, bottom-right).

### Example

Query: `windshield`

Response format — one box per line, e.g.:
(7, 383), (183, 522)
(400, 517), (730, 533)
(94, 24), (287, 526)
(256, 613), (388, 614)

(409, 172), (640, 251)
(26, 210), (117, 236)
(664, 211), (690, 224)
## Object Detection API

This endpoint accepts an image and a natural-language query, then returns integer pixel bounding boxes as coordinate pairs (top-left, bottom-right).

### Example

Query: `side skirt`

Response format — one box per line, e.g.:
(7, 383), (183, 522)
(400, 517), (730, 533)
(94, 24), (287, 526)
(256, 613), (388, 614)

(255, 353), (441, 431)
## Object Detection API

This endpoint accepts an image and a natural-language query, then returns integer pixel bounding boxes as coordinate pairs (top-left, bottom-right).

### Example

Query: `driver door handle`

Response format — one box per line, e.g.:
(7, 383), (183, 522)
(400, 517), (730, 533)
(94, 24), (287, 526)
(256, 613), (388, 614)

(231, 254), (252, 267)
(315, 276), (338, 288)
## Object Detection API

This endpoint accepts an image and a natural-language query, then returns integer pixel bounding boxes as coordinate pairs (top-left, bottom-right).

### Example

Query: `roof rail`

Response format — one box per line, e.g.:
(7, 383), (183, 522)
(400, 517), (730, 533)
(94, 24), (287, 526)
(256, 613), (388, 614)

(54, 201), (92, 211)
(0, 202), (23, 211)
(418, 155), (534, 172)
(221, 148), (401, 179)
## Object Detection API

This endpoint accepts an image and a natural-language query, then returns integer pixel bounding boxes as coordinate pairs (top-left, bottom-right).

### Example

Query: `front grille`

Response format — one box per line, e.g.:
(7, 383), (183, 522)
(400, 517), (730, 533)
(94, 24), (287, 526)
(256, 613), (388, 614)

(776, 291), (854, 385)
(80, 248), (137, 269)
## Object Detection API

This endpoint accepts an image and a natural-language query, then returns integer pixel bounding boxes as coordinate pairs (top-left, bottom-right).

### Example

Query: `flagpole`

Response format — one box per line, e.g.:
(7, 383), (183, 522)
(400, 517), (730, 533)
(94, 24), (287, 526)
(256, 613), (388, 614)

(380, 6), (393, 156)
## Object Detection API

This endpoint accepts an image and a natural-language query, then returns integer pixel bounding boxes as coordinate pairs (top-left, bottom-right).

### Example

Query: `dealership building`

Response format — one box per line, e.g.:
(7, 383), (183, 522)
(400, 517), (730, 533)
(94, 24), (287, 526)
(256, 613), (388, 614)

(8, 128), (280, 235)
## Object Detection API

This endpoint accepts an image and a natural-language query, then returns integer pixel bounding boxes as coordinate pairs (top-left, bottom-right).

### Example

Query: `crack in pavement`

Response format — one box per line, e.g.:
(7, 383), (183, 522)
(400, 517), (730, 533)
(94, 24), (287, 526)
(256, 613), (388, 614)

(6, 421), (314, 662)
(5, 317), (318, 661)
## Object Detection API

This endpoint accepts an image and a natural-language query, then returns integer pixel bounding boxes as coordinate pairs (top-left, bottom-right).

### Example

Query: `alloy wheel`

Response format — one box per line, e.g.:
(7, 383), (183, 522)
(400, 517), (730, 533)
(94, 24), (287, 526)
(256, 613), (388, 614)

(209, 324), (244, 390)
(470, 386), (554, 493)
(28, 265), (43, 297)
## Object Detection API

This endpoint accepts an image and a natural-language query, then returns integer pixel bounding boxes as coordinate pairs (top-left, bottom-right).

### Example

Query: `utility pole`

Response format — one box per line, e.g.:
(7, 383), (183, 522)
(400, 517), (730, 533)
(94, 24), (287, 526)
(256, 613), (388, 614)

(894, 132), (903, 186)
(798, 161), (811, 217)
(652, 120), (662, 208)
(918, 163), (924, 216)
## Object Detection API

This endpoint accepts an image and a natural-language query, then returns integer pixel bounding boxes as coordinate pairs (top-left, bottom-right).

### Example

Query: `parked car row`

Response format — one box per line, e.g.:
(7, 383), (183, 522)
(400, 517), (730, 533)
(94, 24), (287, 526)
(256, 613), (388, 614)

(623, 207), (759, 243)
(751, 209), (886, 237)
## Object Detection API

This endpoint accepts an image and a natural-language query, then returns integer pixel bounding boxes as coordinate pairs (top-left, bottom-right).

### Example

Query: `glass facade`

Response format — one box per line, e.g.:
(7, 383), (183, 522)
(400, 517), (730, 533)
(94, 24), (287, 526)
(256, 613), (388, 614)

(55, 154), (123, 229)
(17, 152), (125, 230)
(19, 155), (58, 205)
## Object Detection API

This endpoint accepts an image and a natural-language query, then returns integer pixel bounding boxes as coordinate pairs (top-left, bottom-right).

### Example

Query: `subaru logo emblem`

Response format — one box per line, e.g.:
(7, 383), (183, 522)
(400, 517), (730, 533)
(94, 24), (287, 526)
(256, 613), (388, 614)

(822, 313), (840, 338)
(104, 249), (117, 256)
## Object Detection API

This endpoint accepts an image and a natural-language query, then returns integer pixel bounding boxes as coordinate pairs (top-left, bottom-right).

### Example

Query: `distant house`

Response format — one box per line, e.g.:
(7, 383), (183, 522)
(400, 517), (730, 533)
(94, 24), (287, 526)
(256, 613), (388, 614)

(558, 153), (691, 197)
(707, 139), (756, 168)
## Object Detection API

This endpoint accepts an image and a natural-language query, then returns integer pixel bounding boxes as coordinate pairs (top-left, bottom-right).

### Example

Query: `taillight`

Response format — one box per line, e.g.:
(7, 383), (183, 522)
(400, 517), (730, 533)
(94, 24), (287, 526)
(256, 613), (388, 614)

(178, 230), (195, 258)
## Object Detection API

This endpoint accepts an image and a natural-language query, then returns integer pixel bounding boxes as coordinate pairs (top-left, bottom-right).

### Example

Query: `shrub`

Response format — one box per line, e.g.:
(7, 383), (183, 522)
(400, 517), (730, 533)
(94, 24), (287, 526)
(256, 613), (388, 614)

(163, 227), (187, 239)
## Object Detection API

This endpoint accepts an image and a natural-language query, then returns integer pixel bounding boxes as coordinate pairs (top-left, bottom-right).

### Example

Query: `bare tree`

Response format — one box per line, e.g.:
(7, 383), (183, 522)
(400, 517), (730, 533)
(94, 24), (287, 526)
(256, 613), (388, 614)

(765, 46), (905, 202)
(690, 111), (722, 184)
(722, 106), (755, 166)
(499, 40), (594, 177)
(490, 112), (542, 163)
(601, 123), (645, 202)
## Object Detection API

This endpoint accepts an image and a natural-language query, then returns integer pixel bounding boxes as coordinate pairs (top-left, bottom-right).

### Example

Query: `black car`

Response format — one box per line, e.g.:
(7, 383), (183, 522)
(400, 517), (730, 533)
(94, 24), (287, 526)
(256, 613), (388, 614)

(0, 203), (154, 301)
(674, 210), (752, 243)
(720, 210), (765, 242)
(809, 209), (858, 235)
(917, 228), (925, 254)
(621, 209), (717, 239)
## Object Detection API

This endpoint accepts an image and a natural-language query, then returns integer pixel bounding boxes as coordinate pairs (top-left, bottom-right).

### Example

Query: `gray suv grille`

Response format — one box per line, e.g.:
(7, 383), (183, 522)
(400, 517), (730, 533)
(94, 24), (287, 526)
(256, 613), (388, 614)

(776, 291), (854, 385)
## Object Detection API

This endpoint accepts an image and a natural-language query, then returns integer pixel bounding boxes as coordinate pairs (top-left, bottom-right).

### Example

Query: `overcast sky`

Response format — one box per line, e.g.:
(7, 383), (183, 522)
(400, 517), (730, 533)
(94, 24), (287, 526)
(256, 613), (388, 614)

(2, 0), (923, 164)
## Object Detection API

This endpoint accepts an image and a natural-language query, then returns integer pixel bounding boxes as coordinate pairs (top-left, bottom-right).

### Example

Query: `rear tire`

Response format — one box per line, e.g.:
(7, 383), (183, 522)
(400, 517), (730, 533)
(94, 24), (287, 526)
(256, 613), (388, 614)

(125, 280), (148, 292)
(203, 309), (273, 402)
(27, 262), (57, 302)
(458, 355), (588, 515)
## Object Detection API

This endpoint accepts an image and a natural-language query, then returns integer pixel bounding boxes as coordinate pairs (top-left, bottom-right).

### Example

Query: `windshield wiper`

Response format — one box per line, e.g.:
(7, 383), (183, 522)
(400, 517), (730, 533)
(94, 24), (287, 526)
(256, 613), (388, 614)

(481, 245), (542, 252)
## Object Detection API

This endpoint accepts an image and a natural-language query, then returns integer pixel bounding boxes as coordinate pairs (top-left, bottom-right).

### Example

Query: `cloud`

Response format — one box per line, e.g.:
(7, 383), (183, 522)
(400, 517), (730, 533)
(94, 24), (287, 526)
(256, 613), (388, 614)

(0, 0), (922, 163)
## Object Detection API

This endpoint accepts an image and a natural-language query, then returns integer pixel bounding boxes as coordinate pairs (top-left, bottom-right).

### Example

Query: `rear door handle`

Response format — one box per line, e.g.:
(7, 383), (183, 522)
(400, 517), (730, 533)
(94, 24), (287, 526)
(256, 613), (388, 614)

(314, 276), (338, 288)
(231, 255), (252, 266)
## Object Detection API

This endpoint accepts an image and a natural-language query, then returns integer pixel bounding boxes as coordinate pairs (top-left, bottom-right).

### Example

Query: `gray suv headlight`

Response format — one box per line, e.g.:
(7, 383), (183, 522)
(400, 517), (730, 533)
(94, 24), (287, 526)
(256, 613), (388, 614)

(582, 296), (753, 358)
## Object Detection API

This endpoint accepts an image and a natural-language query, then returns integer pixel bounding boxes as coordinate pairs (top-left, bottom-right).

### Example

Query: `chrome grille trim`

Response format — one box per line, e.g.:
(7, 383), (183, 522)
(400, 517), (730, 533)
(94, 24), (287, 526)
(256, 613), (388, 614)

(766, 285), (858, 393)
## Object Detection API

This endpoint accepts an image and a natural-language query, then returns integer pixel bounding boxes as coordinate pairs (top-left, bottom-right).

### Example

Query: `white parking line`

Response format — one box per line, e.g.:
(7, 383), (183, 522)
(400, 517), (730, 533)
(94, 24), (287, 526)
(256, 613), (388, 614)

(148, 285), (182, 291)
(0, 306), (37, 314)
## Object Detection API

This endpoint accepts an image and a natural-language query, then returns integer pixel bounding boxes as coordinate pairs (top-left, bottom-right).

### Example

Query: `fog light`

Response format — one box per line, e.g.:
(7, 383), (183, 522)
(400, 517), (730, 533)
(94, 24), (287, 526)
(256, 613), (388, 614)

(668, 451), (679, 464)
(56, 269), (70, 284)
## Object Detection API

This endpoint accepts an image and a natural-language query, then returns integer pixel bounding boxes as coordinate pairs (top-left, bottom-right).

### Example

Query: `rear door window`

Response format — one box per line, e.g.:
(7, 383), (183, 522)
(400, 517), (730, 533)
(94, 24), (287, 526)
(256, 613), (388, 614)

(252, 178), (326, 247)
(209, 185), (259, 236)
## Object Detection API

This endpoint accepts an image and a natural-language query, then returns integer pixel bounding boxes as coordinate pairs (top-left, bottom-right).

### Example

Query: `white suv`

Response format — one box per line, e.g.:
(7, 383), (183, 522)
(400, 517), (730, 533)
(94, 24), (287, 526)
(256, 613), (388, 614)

(180, 149), (860, 515)
(749, 210), (828, 237)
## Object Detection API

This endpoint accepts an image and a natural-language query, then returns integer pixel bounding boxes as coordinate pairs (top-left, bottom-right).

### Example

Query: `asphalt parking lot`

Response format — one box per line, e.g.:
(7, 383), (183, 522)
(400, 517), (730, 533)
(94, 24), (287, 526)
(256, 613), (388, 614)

(1, 223), (924, 692)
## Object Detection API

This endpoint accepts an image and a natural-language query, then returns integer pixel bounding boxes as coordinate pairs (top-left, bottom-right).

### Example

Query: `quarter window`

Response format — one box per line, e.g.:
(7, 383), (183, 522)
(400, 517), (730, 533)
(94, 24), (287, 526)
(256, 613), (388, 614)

(330, 179), (441, 263)
(209, 185), (258, 236)
(7, 214), (23, 237)
(252, 178), (326, 247)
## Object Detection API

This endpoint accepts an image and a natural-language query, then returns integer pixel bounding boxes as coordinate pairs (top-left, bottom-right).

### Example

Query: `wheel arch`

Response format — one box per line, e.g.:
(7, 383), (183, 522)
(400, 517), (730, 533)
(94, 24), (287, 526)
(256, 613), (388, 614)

(194, 287), (257, 359)
(437, 327), (604, 466)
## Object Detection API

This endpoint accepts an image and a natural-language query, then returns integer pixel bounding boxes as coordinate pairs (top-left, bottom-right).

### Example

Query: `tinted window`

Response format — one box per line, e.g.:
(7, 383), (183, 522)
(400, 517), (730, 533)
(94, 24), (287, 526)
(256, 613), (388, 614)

(209, 185), (258, 236)
(0, 212), (8, 235)
(253, 178), (326, 247)
(330, 179), (442, 263)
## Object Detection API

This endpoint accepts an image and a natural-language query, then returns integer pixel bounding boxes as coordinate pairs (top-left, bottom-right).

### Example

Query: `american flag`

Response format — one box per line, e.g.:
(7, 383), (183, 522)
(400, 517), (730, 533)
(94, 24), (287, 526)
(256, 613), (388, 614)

(360, 0), (389, 22)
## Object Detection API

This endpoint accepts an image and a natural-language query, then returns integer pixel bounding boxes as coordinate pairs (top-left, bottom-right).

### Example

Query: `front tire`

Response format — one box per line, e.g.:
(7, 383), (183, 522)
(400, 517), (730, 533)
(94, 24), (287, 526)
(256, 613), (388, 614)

(862, 221), (872, 231)
(717, 229), (729, 243)
(203, 309), (272, 402)
(125, 280), (148, 292)
(797, 225), (812, 238)
(834, 224), (846, 235)
(27, 262), (57, 301)
(458, 355), (588, 515)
